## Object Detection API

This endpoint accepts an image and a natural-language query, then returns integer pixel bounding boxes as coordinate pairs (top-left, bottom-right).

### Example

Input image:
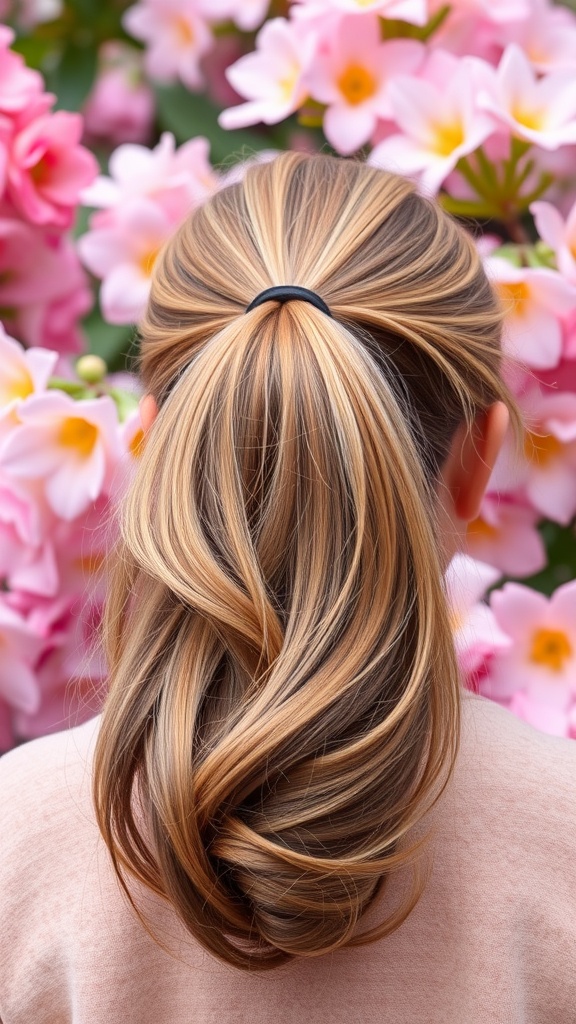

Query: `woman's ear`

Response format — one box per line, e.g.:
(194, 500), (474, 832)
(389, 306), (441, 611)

(441, 401), (510, 523)
(139, 394), (159, 435)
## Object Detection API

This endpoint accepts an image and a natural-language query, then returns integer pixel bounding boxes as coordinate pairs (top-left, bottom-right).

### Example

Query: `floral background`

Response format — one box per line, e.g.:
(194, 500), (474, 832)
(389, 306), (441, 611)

(0, 0), (575, 751)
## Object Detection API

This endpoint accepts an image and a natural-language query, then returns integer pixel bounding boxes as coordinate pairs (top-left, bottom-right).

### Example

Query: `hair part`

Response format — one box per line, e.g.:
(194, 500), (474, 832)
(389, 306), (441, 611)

(93, 153), (520, 970)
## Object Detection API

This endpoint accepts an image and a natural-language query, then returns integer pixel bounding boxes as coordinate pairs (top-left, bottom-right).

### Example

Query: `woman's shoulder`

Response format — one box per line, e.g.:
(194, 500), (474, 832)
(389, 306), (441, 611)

(2, 698), (574, 865)
(2, 698), (575, 836)
(459, 692), (576, 785)
(446, 693), (576, 862)
(0, 715), (102, 857)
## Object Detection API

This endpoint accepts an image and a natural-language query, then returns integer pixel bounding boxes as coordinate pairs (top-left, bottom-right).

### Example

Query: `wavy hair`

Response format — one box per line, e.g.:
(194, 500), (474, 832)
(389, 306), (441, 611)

(92, 153), (520, 970)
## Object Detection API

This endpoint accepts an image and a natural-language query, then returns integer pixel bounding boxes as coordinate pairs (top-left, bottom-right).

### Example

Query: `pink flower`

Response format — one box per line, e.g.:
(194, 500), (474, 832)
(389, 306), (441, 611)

(0, 26), (43, 114)
(11, 575), (107, 743)
(0, 220), (91, 352)
(121, 407), (145, 460)
(13, 653), (105, 741)
(83, 42), (155, 148)
(486, 256), (576, 370)
(202, 0), (270, 31)
(0, 514), (58, 597)
(0, 215), (70, 305)
(465, 494), (546, 579)
(22, 275), (92, 355)
(123, 0), (213, 91)
(0, 595), (43, 714)
(15, 235), (92, 354)
(491, 387), (576, 524)
(0, 473), (47, 549)
(200, 35), (244, 109)
(0, 478), (60, 607)
(531, 198), (576, 285)
(569, 702), (576, 740)
(306, 17), (424, 155)
(0, 699), (15, 753)
(17, 0), (63, 28)
(496, 0), (576, 74)
(8, 111), (98, 228)
(564, 312), (576, 361)
(0, 391), (120, 520)
(293, 0), (428, 23)
(219, 18), (316, 130)
(82, 131), (217, 218)
(477, 44), (576, 151)
(429, 0), (529, 22)
(445, 553), (511, 681)
(0, 327), (56, 427)
(537, 356), (576, 396)
(370, 52), (495, 194)
(51, 493), (111, 599)
(78, 198), (175, 324)
(508, 690), (571, 738)
(488, 580), (576, 707)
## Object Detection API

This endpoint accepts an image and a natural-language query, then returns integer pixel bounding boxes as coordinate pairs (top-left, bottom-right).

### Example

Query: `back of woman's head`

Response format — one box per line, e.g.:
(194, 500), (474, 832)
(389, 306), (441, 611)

(93, 152), (517, 970)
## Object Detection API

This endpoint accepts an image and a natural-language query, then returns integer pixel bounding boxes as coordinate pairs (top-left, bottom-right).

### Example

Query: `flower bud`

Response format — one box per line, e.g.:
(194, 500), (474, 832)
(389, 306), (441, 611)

(76, 354), (107, 384)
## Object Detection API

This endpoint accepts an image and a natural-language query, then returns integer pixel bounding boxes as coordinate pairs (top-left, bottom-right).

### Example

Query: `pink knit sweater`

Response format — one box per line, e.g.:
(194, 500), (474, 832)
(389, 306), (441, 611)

(0, 692), (575, 1024)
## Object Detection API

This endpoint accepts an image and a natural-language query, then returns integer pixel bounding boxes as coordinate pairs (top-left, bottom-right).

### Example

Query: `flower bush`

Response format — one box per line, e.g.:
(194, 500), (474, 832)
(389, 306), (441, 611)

(0, 0), (575, 749)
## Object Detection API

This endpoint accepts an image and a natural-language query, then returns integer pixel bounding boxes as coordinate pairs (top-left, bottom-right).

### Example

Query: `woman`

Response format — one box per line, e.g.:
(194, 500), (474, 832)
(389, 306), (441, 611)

(0, 153), (574, 1023)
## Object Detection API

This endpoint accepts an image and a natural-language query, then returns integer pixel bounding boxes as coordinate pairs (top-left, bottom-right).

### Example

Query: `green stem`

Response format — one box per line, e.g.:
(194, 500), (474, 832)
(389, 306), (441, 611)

(47, 378), (92, 397)
(456, 157), (495, 202)
(475, 146), (499, 191)
(511, 158), (535, 194)
(439, 195), (497, 219)
(502, 137), (532, 195)
(419, 4), (451, 41)
(504, 220), (531, 245)
(518, 172), (554, 208)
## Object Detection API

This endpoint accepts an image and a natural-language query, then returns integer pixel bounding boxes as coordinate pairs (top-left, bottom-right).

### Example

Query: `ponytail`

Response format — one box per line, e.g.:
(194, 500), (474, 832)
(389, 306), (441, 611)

(93, 153), (520, 969)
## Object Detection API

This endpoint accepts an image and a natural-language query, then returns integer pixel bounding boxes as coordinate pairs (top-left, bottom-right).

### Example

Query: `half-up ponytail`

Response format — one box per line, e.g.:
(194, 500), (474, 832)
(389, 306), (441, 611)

(93, 153), (519, 969)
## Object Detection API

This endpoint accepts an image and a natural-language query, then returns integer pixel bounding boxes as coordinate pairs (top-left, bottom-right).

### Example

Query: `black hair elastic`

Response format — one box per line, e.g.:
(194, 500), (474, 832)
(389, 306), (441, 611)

(245, 285), (332, 318)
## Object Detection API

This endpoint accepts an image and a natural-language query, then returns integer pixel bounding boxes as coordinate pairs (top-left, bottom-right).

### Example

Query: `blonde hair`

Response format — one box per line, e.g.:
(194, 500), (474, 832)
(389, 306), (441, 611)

(93, 153), (519, 970)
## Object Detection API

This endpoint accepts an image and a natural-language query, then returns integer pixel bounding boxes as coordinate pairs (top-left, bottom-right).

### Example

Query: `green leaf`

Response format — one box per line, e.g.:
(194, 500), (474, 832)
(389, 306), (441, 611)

(66, 0), (102, 23)
(491, 243), (523, 267)
(11, 34), (56, 73)
(520, 521), (576, 597)
(84, 304), (136, 372)
(105, 386), (140, 422)
(45, 38), (98, 113)
(154, 84), (270, 165)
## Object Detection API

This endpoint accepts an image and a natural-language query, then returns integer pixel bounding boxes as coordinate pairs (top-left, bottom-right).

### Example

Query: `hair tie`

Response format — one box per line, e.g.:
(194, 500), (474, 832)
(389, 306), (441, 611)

(245, 285), (332, 318)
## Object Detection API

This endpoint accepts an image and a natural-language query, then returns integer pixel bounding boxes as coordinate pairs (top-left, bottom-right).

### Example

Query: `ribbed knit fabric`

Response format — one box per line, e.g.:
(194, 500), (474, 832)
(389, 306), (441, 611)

(0, 692), (575, 1024)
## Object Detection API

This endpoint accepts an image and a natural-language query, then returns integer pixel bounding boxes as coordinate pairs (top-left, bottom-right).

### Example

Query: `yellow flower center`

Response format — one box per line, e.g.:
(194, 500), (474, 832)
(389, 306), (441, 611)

(58, 416), (98, 458)
(466, 515), (499, 541)
(337, 63), (377, 106)
(523, 429), (563, 467)
(529, 627), (573, 672)
(139, 245), (161, 277)
(498, 280), (530, 316)
(511, 104), (545, 131)
(430, 119), (465, 156)
(73, 553), (105, 575)
(30, 149), (57, 187)
(278, 62), (299, 103)
(129, 427), (145, 457)
(173, 15), (194, 46)
(1, 371), (34, 405)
